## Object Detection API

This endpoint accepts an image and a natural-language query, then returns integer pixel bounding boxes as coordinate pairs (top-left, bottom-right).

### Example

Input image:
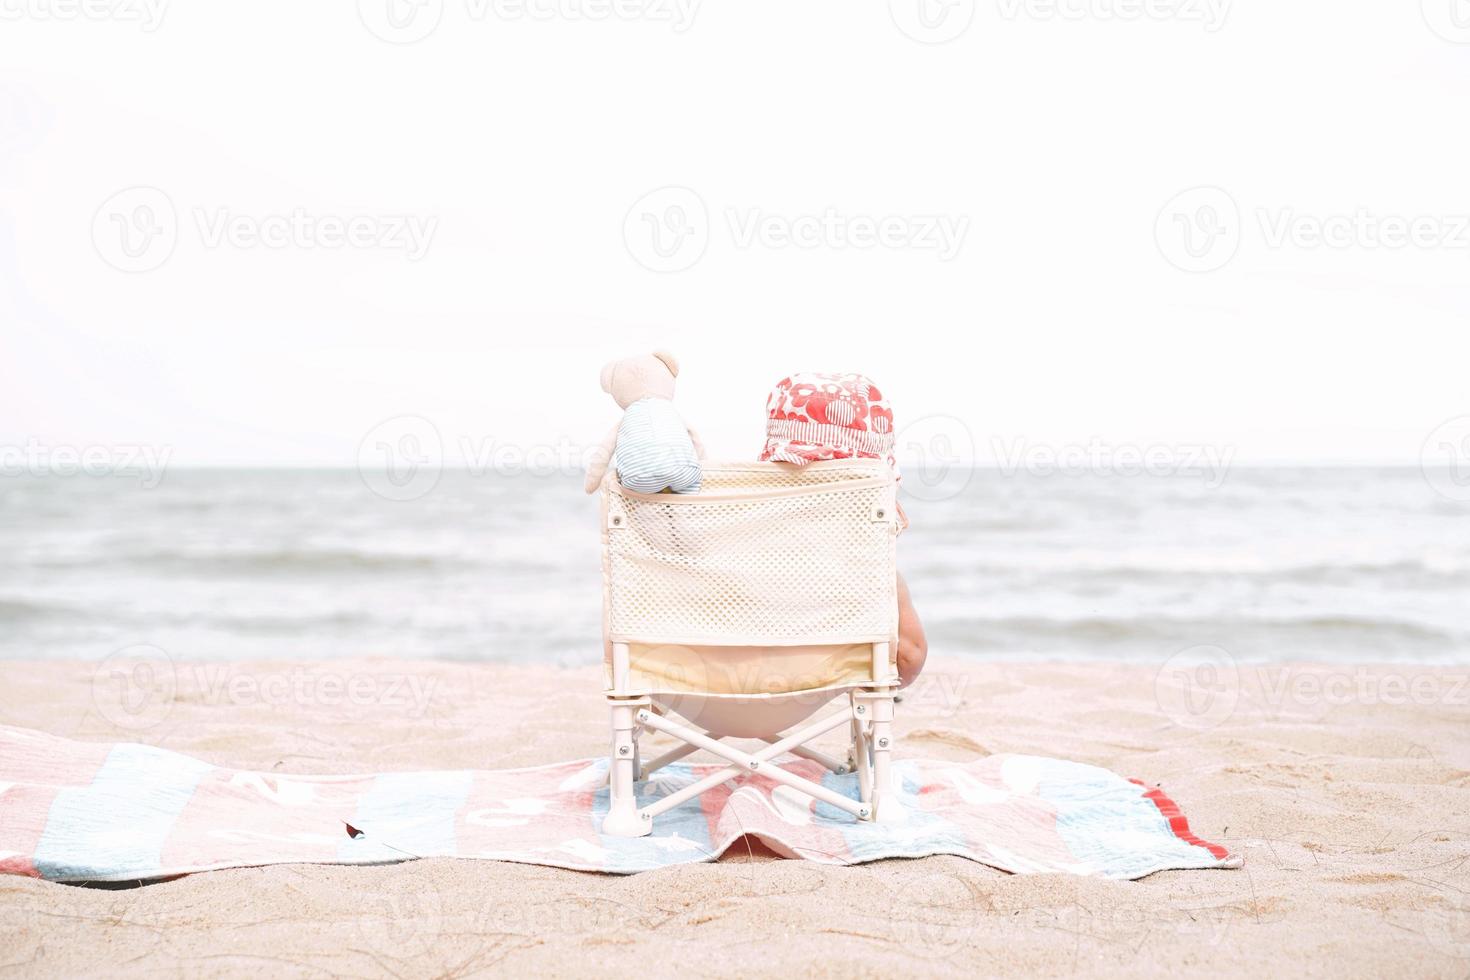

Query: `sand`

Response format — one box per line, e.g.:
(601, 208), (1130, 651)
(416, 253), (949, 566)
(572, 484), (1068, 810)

(2, 659), (1468, 978)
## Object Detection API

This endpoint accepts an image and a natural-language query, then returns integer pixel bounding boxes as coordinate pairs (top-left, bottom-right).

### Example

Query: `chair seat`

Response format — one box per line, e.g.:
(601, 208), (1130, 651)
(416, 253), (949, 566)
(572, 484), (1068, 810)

(654, 690), (845, 739)
(615, 641), (879, 697)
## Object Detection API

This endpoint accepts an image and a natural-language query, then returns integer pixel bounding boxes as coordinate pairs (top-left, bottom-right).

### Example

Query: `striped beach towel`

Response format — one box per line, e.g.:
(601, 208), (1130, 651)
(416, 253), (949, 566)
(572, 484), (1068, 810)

(0, 725), (1238, 882)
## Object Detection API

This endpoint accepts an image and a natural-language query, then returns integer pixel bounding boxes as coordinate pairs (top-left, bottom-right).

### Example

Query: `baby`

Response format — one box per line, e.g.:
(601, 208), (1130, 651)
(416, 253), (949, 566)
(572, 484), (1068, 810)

(759, 372), (928, 688)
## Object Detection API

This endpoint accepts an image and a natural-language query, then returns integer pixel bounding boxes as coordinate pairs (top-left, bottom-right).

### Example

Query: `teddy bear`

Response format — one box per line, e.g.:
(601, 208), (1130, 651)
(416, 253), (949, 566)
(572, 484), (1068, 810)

(583, 350), (705, 495)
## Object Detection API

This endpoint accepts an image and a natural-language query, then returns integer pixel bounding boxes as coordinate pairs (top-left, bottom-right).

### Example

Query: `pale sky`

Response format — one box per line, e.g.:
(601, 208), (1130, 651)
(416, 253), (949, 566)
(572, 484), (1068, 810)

(2, 2), (1468, 467)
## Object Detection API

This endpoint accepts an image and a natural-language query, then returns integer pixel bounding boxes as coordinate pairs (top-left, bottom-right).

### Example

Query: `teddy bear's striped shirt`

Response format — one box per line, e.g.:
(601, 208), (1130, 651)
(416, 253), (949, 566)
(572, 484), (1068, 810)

(615, 397), (702, 494)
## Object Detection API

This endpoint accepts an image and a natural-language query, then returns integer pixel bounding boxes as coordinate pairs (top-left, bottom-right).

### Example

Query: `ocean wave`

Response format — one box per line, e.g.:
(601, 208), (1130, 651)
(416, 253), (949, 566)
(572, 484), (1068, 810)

(0, 598), (68, 623)
(929, 613), (1463, 654)
(5, 467), (1468, 664)
(29, 549), (483, 576)
(904, 556), (1470, 583)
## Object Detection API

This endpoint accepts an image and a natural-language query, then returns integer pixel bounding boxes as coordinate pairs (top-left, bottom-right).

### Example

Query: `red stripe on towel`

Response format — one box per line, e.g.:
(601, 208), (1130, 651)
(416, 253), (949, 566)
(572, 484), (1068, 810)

(1128, 778), (1231, 861)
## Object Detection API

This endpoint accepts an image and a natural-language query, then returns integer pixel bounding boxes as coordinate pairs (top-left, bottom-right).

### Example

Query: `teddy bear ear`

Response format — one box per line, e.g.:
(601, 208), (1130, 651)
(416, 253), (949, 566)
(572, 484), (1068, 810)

(653, 350), (679, 377)
(600, 361), (616, 393)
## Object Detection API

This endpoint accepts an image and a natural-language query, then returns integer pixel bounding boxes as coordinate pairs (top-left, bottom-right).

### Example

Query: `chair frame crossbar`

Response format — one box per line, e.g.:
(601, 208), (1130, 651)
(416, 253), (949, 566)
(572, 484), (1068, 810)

(602, 641), (900, 838)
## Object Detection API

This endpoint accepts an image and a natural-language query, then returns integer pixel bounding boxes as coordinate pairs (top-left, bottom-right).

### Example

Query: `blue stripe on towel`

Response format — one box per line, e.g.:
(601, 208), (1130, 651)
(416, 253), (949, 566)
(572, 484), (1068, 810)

(339, 770), (475, 862)
(33, 742), (212, 881)
(1036, 762), (1210, 877)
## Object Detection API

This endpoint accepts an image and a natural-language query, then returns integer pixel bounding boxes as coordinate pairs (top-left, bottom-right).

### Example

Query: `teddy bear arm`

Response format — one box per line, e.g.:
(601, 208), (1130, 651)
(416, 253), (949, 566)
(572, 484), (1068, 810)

(685, 421), (707, 460)
(583, 424), (620, 494)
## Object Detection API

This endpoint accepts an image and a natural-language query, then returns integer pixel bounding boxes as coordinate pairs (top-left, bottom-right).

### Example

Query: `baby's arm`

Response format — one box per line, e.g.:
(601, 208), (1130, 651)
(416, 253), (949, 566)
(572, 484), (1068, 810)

(896, 572), (927, 688)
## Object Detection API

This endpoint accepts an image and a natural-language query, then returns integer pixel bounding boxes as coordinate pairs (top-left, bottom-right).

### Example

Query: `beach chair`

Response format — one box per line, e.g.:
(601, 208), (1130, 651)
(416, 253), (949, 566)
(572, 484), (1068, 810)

(599, 459), (903, 837)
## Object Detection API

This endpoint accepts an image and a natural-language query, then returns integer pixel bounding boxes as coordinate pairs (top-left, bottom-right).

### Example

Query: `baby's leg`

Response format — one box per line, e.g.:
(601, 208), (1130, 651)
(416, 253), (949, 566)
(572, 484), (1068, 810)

(896, 572), (928, 688)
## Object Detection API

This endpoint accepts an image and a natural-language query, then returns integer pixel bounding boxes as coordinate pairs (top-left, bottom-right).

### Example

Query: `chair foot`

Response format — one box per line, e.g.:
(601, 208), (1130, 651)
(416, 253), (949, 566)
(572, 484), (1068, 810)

(602, 807), (652, 838)
(869, 795), (908, 824)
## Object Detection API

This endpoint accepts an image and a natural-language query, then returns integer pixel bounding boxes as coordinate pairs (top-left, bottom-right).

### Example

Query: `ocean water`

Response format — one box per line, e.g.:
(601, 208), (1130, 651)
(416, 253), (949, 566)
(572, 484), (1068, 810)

(1, 468), (1466, 664)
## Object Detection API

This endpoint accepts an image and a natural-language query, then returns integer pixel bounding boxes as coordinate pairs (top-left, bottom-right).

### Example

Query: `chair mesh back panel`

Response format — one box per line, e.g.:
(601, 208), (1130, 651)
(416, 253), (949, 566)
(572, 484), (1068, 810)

(603, 461), (898, 647)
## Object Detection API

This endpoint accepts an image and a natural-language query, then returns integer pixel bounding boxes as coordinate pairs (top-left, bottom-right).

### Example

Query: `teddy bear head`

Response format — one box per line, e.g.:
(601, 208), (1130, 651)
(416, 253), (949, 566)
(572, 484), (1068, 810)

(599, 350), (680, 409)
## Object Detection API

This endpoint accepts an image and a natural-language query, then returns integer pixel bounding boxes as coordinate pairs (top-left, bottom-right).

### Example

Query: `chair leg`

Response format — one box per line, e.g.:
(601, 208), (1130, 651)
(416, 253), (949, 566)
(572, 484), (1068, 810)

(603, 700), (650, 837)
(867, 689), (904, 824)
(632, 725), (642, 781)
(852, 704), (872, 806)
